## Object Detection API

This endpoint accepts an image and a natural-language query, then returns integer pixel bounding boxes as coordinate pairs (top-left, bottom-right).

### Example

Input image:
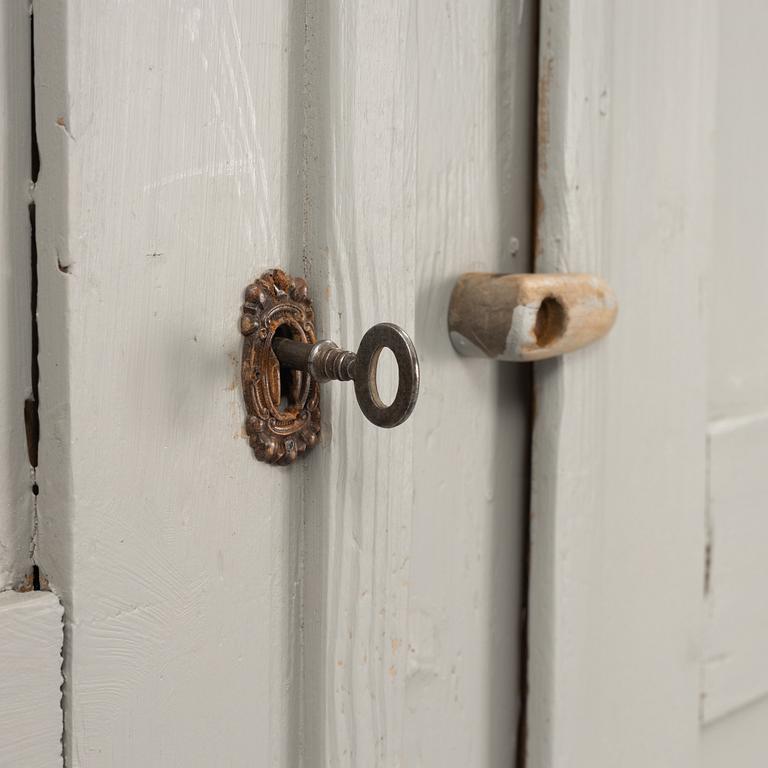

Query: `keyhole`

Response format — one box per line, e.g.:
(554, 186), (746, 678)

(274, 324), (302, 413)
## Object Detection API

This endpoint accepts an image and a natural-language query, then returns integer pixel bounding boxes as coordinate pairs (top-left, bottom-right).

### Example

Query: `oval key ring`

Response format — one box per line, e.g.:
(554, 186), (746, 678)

(354, 323), (420, 428)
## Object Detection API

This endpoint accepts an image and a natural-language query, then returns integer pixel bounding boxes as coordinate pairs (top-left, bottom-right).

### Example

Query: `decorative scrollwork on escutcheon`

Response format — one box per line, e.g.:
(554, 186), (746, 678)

(240, 269), (320, 465)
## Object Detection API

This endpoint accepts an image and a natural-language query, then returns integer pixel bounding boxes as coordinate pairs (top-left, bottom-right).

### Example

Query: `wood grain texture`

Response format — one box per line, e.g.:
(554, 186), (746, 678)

(300, 0), (535, 765)
(34, 2), (301, 764)
(408, 2), (534, 764)
(527, 2), (715, 766)
(0, 590), (64, 768)
(299, 2), (418, 762)
(0, 0), (33, 589)
(703, 412), (768, 722)
(33, 0), (534, 764)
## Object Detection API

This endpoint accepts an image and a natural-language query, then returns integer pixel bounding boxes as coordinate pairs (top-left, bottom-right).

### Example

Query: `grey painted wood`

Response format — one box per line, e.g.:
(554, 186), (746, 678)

(0, 0), (33, 589)
(528, 2), (715, 766)
(0, 590), (63, 768)
(704, 413), (768, 721)
(703, 695), (768, 768)
(702, 0), (768, 745)
(32, 0), (535, 764)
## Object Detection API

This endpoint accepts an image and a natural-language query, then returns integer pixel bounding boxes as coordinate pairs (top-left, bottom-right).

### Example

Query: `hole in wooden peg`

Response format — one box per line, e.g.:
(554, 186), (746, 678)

(534, 296), (567, 347)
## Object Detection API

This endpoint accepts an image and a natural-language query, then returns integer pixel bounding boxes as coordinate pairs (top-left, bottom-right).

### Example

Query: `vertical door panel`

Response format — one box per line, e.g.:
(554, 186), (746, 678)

(702, 0), (768, 749)
(35, 2), (299, 763)
(408, 2), (535, 766)
(528, 2), (715, 766)
(33, 1), (535, 765)
(0, 0), (33, 589)
(0, 6), (63, 764)
(300, 2), (418, 763)
(302, 0), (536, 764)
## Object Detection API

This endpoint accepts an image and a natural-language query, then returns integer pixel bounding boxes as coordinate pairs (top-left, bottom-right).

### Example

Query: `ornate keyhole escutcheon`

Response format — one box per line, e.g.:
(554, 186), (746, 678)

(240, 269), (321, 465)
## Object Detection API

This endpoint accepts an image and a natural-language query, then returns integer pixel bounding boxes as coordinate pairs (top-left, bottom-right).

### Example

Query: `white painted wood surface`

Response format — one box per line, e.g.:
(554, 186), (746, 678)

(700, 1), (768, 753)
(527, 2), (715, 766)
(0, 590), (63, 768)
(0, 0), (33, 589)
(703, 695), (768, 768)
(32, 1), (535, 765)
(34, 2), (299, 764)
(299, 3), (418, 761)
(707, 0), (768, 423)
(703, 413), (768, 722)
(301, 2), (535, 764)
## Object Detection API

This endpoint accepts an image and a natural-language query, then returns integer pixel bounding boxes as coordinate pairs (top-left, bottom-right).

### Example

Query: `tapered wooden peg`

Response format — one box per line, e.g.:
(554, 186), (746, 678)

(448, 273), (618, 362)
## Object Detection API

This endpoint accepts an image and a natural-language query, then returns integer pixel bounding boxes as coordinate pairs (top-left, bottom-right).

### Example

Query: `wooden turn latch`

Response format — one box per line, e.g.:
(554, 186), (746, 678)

(448, 273), (617, 361)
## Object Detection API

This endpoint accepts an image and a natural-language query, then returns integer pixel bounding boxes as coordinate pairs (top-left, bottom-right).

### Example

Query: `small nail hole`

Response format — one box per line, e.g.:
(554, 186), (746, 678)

(533, 296), (567, 347)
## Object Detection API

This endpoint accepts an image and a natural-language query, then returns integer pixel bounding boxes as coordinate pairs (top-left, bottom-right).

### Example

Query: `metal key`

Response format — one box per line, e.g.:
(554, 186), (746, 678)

(272, 323), (420, 428)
